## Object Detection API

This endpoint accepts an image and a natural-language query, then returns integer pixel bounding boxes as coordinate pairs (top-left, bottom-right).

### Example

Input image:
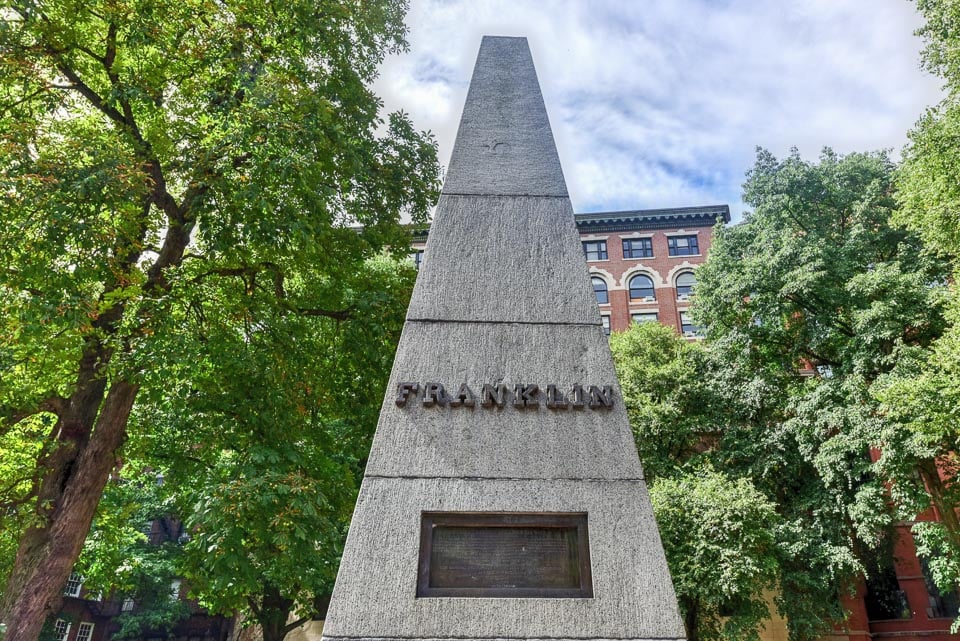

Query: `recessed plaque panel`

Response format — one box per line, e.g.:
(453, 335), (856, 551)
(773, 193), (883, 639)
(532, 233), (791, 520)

(417, 512), (593, 598)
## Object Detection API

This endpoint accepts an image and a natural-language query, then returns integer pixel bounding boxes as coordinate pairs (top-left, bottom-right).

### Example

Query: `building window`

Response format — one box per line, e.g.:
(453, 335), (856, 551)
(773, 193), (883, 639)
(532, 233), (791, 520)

(412, 250), (424, 269)
(628, 274), (655, 301)
(122, 597), (135, 612)
(680, 312), (700, 336)
(76, 622), (95, 641)
(622, 238), (653, 259)
(920, 556), (960, 618)
(591, 277), (609, 305)
(582, 240), (607, 261)
(676, 271), (696, 299)
(53, 620), (71, 641)
(631, 312), (658, 324)
(170, 579), (182, 600)
(864, 564), (911, 620)
(601, 315), (610, 336)
(63, 571), (83, 597)
(668, 235), (699, 256)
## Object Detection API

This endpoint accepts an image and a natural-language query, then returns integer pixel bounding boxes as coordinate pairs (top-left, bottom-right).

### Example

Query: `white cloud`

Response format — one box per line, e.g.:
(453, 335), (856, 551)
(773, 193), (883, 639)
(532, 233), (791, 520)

(373, 0), (943, 220)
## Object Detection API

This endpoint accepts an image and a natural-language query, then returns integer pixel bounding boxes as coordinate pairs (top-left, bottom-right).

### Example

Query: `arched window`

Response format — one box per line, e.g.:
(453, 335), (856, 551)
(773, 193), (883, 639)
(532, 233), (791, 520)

(628, 274), (655, 300)
(591, 277), (609, 304)
(676, 272), (696, 298)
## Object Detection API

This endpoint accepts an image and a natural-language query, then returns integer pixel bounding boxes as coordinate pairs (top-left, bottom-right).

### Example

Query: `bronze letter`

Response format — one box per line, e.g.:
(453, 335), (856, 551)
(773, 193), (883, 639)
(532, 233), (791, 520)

(423, 382), (449, 408)
(449, 383), (476, 408)
(395, 382), (420, 407)
(588, 385), (614, 409)
(480, 383), (508, 408)
(513, 383), (540, 408)
(570, 384), (585, 409)
(546, 384), (569, 409)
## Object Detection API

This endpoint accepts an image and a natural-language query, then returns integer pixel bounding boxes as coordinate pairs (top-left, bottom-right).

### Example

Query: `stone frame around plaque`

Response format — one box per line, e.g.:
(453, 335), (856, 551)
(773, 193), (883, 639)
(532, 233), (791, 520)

(416, 512), (594, 598)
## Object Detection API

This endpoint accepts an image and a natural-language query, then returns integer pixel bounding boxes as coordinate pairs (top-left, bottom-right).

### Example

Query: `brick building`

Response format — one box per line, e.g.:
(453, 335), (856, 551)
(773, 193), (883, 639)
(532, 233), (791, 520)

(50, 518), (233, 641)
(412, 204), (731, 338)
(574, 205), (729, 336)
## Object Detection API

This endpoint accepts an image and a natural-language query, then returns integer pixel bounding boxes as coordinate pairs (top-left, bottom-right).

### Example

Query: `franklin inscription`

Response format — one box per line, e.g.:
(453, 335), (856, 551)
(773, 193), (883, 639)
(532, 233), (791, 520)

(395, 382), (615, 410)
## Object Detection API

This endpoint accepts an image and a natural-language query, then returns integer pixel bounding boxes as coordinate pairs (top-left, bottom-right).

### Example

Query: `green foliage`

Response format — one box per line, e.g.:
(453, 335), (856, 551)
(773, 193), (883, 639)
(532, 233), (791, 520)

(897, 99), (960, 260)
(915, 0), (960, 94)
(650, 468), (780, 641)
(74, 465), (190, 639)
(696, 147), (953, 630)
(609, 322), (711, 478)
(132, 254), (416, 631)
(611, 321), (856, 641)
(881, 0), (960, 607)
(611, 148), (952, 641)
(0, 0), (439, 636)
(0, 414), (51, 584)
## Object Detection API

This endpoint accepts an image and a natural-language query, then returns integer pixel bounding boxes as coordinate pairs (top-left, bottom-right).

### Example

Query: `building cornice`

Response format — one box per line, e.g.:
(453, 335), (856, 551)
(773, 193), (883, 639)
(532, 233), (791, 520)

(411, 204), (730, 241)
(574, 205), (730, 233)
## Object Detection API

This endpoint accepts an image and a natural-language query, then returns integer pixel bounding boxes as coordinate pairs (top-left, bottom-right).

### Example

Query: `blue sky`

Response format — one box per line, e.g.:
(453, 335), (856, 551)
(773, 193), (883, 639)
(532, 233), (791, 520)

(374, 0), (944, 220)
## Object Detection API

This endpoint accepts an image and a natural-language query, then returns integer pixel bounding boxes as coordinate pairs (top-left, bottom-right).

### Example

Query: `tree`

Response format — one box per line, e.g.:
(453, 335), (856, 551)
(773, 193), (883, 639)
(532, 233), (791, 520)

(692, 148), (952, 635)
(0, 2), (440, 639)
(877, 0), (960, 607)
(650, 468), (780, 641)
(611, 149), (953, 640)
(148, 255), (415, 641)
(611, 321), (857, 641)
(65, 255), (414, 641)
(609, 321), (713, 479)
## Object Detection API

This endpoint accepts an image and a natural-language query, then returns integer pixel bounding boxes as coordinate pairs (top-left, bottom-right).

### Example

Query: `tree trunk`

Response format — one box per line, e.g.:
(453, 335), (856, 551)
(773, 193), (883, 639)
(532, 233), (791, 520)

(684, 599), (699, 641)
(0, 380), (139, 641)
(259, 584), (295, 641)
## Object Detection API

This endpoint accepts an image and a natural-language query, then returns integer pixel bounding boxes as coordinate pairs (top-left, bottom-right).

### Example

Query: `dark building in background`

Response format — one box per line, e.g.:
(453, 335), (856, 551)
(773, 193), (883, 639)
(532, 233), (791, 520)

(52, 518), (232, 641)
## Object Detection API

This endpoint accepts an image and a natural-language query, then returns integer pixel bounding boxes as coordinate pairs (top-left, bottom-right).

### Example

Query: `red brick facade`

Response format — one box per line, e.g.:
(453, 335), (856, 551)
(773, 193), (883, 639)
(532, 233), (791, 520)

(580, 207), (726, 338)
(412, 204), (729, 338)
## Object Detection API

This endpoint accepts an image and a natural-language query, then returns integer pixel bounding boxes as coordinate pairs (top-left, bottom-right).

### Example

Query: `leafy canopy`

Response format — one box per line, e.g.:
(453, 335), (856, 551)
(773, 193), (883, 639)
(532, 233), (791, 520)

(0, 0), (439, 638)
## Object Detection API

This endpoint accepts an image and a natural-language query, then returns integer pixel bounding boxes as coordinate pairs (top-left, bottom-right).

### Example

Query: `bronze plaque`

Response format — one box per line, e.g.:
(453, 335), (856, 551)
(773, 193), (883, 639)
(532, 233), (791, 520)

(417, 512), (593, 598)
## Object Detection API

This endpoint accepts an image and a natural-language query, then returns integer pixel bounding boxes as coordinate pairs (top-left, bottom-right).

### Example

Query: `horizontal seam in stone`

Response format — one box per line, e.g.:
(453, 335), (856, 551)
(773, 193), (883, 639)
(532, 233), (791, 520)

(440, 192), (571, 198)
(406, 319), (601, 327)
(323, 637), (685, 641)
(362, 475), (645, 482)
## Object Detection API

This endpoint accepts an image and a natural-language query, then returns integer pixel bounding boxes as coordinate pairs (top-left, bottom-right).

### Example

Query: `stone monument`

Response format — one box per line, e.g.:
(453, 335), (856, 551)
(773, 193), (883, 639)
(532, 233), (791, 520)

(321, 35), (686, 641)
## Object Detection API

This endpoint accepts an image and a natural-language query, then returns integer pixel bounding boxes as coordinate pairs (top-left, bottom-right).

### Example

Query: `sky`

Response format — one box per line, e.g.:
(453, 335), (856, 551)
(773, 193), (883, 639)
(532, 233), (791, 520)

(373, 0), (945, 220)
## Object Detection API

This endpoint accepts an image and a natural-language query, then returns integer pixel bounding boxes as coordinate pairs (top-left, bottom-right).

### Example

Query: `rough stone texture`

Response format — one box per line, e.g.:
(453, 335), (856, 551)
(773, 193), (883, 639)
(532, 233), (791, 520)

(407, 195), (600, 324)
(323, 478), (685, 640)
(322, 35), (685, 641)
(365, 321), (641, 480)
(326, 638), (676, 641)
(442, 37), (567, 198)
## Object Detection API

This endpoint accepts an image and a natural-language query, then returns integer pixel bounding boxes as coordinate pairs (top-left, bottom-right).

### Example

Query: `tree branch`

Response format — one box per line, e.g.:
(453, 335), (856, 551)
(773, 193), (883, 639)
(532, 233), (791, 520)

(0, 472), (42, 508)
(51, 61), (128, 127)
(103, 21), (118, 79)
(284, 615), (312, 634)
(294, 307), (352, 320)
(1, 396), (68, 428)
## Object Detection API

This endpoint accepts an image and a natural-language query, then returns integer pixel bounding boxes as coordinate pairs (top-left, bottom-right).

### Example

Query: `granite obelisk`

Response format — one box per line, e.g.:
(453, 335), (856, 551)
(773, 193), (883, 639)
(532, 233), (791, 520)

(322, 36), (686, 641)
